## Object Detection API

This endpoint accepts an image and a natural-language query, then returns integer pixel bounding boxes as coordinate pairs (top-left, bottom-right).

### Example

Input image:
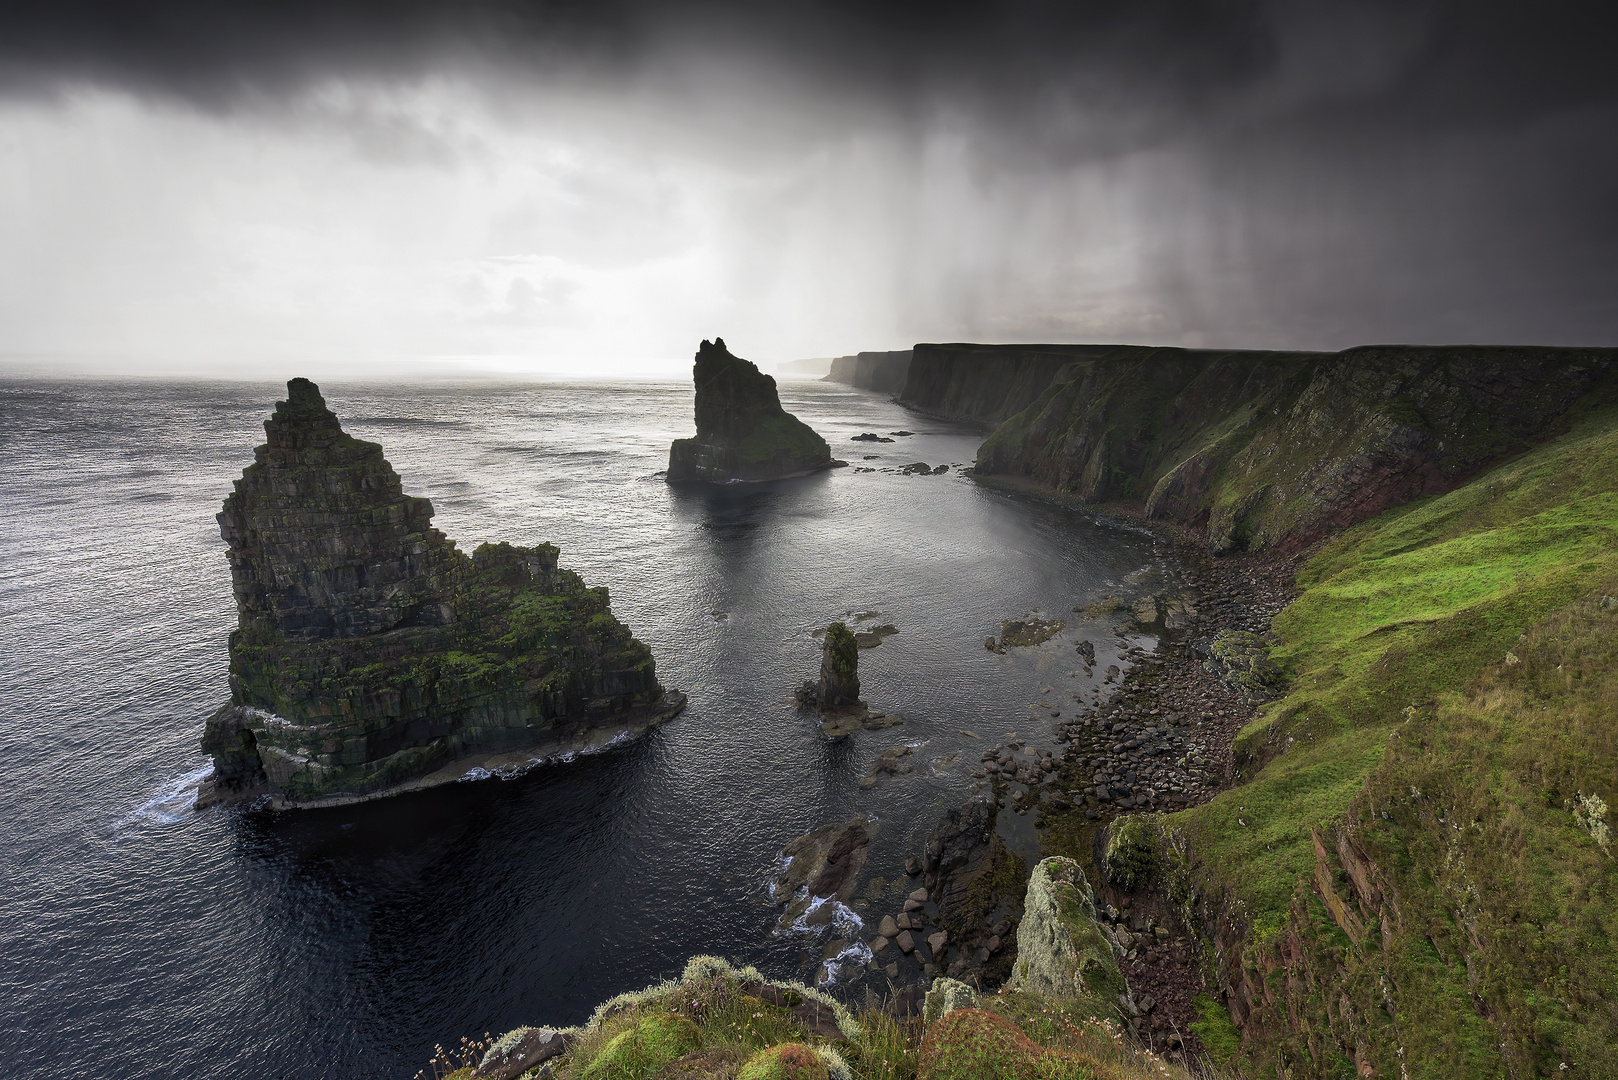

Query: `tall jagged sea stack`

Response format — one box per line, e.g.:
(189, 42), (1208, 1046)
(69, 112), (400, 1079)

(198, 378), (683, 808)
(667, 338), (836, 482)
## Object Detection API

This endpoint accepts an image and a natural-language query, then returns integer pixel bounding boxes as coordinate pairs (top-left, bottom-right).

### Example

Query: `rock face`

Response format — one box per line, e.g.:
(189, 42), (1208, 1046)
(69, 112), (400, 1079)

(823, 350), (913, 394)
(969, 343), (1618, 553)
(1005, 857), (1125, 1003)
(921, 796), (1029, 987)
(668, 339), (835, 482)
(198, 378), (683, 808)
(899, 344), (1120, 425)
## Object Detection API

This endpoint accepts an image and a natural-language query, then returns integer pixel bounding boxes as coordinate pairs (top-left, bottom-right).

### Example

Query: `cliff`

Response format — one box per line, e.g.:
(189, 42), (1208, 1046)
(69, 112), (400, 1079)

(823, 350), (912, 394)
(972, 344), (1618, 552)
(198, 378), (682, 808)
(898, 343), (1140, 425)
(668, 338), (836, 483)
(1034, 395), (1618, 1078)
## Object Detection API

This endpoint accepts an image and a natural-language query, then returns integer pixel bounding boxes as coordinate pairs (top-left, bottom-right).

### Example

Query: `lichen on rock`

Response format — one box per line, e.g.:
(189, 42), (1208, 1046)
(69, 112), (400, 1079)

(1005, 857), (1126, 1006)
(921, 977), (980, 1024)
(197, 378), (683, 808)
(1201, 629), (1283, 703)
(668, 338), (836, 482)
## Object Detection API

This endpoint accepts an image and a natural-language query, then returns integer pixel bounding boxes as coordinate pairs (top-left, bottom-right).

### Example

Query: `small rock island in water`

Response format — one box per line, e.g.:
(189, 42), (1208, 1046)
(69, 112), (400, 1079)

(197, 378), (684, 809)
(667, 337), (837, 482)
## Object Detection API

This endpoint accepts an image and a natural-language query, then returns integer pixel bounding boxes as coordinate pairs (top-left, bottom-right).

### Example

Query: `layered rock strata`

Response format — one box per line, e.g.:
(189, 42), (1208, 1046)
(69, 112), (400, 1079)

(198, 378), (682, 808)
(667, 338), (836, 482)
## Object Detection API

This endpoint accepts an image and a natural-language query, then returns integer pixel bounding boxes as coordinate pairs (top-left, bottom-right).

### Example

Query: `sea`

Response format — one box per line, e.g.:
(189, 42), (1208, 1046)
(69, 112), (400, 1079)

(0, 376), (1178, 1079)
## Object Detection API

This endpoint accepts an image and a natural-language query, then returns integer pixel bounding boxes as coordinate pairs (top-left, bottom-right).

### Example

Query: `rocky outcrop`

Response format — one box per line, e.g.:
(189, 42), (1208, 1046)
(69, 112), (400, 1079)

(198, 378), (683, 808)
(797, 622), (876, 736)
(972, 344), (1618, 553)
(668, 339), (836, 482)
(920, 796), (1029, 987)
(772, 817), (876, 927)
(1005, 857), (1125, 1004)
(824, 350), (912, 394)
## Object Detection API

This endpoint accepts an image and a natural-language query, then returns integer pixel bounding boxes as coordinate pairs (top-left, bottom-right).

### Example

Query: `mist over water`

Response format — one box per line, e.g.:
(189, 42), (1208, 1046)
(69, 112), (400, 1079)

(0, 376), (1175, 1079)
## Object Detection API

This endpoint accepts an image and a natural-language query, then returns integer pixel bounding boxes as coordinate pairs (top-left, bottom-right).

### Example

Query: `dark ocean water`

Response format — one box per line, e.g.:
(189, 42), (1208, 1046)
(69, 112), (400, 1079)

(0, 376), (1175, 1079)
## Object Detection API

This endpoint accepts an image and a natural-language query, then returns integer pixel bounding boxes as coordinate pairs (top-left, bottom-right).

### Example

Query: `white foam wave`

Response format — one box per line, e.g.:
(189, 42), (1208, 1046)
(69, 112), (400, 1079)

(118, 762), (213, 828)
(456, 729), (640, 783)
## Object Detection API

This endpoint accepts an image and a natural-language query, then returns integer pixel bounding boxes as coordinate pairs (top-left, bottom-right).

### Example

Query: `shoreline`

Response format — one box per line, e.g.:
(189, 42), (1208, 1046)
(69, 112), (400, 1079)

(195, 690), (688, 812)
(965, 469), (1310, 1056)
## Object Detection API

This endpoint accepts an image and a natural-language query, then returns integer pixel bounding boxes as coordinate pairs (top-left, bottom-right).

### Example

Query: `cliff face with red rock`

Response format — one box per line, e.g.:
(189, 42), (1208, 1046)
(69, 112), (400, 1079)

(970, 344), (1618, 552)
(199, 378), (683, 808)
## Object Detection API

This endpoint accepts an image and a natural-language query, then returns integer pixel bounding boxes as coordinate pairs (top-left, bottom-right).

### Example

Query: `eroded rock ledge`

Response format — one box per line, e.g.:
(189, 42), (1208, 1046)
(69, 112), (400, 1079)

(197, 378), (683, 809)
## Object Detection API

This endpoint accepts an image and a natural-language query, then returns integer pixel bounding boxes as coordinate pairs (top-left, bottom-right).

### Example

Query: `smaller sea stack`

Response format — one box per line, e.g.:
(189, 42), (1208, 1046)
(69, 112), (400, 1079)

(817, 622), (861, 710)
(667, 338), (835, 482)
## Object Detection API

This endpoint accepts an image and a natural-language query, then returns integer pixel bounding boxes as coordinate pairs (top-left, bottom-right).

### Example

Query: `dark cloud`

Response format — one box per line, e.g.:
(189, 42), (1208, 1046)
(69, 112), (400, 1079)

(2, 2), (1608, 130)
(2, 0), (1616, 354)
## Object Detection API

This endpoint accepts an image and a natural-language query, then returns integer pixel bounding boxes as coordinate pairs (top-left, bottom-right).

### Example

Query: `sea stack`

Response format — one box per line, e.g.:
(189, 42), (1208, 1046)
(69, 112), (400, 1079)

(817, 622), (861, 710)
(667, 338), (836, 482)
(197, 378), (684, 808)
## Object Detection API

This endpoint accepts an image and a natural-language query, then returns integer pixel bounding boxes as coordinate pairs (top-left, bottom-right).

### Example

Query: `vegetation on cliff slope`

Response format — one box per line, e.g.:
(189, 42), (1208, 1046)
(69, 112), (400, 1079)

(974, 345), (1616, 554)
(1053, 401), (1618, 1078)
(434, 956), (1192, 1080)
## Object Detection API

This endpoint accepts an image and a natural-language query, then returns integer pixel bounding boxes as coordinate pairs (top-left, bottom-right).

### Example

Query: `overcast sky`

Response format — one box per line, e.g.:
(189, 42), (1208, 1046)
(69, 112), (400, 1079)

(1, 1), (1614, 378)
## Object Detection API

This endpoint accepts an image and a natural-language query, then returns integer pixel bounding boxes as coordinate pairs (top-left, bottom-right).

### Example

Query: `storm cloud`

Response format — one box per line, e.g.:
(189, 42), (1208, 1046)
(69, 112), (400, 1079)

(1, 1), (1614, 375)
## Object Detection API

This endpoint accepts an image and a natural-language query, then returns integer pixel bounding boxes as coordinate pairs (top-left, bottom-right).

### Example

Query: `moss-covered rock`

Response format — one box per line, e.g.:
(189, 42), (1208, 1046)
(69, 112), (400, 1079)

(1005, 857), (1125, 1007)
(668, 338), (835, 483)
(1101, 816), (1161, 894)
(580, 1014), (702, 1080)
(1201, 630), (1282, 703)
(736, 1043), (829, 1080)
(817, 622), (860, 709)
(198, 379), (682, 808)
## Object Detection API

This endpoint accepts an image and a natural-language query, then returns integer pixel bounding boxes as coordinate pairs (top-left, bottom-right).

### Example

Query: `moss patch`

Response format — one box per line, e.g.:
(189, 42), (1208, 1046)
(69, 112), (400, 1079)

(581, 1014), (703, 1080)
(737, 1043), (829, 1080)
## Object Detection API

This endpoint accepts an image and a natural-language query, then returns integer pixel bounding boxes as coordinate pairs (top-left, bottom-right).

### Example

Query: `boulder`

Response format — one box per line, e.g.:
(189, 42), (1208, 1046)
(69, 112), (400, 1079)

(667, 338), (835, 482)
(198, 379), (682, 809)
(921, 977), (980, 1024)
(1004, 857), (1126, 1004)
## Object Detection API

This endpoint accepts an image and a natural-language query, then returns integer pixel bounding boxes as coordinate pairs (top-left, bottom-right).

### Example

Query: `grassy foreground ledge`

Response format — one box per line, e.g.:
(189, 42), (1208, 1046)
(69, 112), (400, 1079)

(425, 931), (1199, 1080)
(1045, 400), (1618, 1077)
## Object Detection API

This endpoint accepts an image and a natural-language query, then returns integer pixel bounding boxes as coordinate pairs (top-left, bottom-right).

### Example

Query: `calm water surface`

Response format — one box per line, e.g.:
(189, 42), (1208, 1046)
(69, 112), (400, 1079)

(0, 377), (1175, 1079)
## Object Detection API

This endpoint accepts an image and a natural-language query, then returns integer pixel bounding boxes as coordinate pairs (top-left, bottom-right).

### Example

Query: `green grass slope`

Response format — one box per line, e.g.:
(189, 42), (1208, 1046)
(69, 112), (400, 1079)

(1167, 402), (1618, 1078)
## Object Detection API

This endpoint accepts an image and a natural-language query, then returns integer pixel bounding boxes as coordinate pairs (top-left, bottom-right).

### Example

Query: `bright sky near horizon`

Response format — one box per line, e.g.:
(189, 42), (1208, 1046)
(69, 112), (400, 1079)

(1, 2), (1615, 380)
